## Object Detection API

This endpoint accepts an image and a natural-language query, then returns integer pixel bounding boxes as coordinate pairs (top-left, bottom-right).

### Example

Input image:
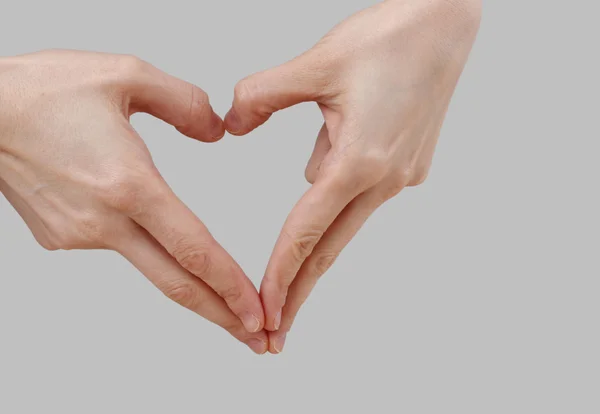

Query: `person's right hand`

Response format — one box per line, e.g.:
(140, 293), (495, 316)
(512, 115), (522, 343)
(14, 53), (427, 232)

(224, 0), (481, 353)
(0, 50), (268, 354)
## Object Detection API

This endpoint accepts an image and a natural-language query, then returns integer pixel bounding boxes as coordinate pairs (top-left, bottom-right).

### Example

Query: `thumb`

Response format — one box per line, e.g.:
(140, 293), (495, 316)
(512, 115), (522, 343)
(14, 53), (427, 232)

(126, 57), (225, 142)
(224, 53), (334, 136)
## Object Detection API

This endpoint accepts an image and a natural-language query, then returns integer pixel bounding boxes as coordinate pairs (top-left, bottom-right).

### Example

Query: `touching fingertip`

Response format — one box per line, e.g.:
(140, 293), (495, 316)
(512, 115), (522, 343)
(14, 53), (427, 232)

(273, 310), (282, 331)
(210, 111), (225, 140)
(240, 312), (261, 333)
(247, 338), (268, 355)
(272, 333), (287, 354)
(224, 108), (242, 134)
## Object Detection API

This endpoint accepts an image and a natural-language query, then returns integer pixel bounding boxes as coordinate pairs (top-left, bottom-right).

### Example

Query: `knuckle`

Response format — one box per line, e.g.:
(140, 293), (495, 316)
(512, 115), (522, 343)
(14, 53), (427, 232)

(234, 78), (267, 114)
(115, 54), (147, 80)
(284, 229), (322, 262)
(232, 76), (273, 127)
(220, 286), (243, 305)
(335, 149), (390, 191)
(46, 232), (79, 251)
(162, 280), (200, 309)
(409, 168), (430, 187)
(391, 167), (413, 192)
(261, 274), (286, 296)
(192, 86), (210, 107)
(233, 80), (254, 107)
(401, 165), (416, 181)
(173, 243), (212, 279)
(42, 217), (104, 251)
(30, 229), (59, 252)
(38, 237), (59, 252)
(99, 166), (153, 213)
(305, 162), (321, 185)
(377, 173), (409, 201)
(304, 169), (316, 185)
(312, 252), (339, 277)
(358, 149), (390, 179)
(74, 212), (106, 245)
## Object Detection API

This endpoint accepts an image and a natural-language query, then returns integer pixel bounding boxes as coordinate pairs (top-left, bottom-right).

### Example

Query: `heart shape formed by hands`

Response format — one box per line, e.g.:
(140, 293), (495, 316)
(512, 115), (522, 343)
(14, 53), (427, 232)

(0, 0), (480, 355)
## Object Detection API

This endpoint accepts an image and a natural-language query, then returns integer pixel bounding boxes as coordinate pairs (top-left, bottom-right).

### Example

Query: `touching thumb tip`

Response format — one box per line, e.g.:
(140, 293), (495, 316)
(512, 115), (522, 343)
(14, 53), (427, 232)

(224, 108), (243, 135)
(209, 111), (226, 141)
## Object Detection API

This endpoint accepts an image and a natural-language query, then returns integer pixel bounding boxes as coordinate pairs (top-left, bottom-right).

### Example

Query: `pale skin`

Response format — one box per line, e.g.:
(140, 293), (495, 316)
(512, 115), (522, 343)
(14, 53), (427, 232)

(0, 50), (269, 354)
(0, 0), (481, 354)
(225, 0), (481, 353)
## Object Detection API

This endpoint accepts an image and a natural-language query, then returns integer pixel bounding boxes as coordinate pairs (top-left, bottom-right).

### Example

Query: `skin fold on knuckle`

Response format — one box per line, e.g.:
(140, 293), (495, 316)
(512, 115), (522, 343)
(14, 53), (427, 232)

(219, 285), (244, 306)
(43, 229), (84, 251)
(311, 251), (339, 278)
(172, 242), (213, 280)
(72, 211), (109, 248)
(233, 78), (271, 124)
(233, 80), (256, 112)
(283, 228), (323, 264)
(160, 279), (202, 310)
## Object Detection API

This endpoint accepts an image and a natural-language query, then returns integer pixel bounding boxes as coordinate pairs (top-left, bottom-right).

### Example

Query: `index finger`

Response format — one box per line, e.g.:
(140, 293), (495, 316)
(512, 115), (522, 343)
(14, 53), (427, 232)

(116, 223), (268, 354)
(129, 177), (265, 334)
(260, 166), (371, 331)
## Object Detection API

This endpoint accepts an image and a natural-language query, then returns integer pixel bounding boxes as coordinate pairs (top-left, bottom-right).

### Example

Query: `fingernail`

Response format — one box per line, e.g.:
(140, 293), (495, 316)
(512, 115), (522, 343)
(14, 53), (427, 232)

(210, 111), (224, 139)
(225, 108), (241, 133)
(240, 312), (261, 333)
(273, 334), (287, 354)
(273, 310), (282, 331)
(247, 338), (267, 355)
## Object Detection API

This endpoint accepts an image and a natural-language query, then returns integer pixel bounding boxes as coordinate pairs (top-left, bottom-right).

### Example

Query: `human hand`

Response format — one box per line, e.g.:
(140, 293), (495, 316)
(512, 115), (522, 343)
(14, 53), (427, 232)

(0, 50), (268, 354)
(224, 0), (481, 352)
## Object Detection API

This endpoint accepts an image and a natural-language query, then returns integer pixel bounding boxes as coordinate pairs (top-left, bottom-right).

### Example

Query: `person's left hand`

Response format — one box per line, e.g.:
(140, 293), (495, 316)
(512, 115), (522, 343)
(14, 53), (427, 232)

(223, 0), (481, 353)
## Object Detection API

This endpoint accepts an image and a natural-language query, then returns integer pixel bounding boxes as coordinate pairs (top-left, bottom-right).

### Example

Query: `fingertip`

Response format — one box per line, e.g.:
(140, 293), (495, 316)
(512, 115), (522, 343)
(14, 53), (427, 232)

(240, 312), (262, 333)
(174, 106), (225, 143)
(260, 282), (285, 332)
(268, 331), (287, 354)
(246, 337), (268, 355)
(224, 107), (244, 135)
(274, 310), (282, 331)
(209, 110), (226, 142)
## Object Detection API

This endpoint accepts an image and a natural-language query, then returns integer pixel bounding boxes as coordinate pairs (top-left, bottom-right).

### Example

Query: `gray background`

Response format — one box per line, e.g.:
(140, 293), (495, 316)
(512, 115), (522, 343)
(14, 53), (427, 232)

(1, 0), (598, 412)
